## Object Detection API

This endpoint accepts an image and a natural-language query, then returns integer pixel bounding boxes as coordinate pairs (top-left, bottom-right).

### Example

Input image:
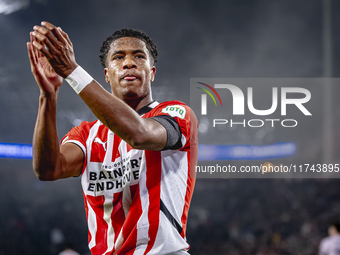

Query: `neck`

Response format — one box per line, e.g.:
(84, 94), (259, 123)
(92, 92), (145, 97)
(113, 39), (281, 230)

(122, 93), (154, 111)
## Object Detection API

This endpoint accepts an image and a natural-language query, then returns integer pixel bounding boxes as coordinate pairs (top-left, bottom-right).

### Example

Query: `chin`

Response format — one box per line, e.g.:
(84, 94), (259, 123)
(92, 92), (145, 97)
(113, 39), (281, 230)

(124, 91), (139, 99)
(121, 88), (145, 100)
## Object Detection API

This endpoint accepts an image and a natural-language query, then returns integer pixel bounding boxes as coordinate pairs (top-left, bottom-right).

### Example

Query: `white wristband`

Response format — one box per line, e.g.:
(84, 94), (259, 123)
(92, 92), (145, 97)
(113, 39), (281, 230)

(65, 66), (93, 94)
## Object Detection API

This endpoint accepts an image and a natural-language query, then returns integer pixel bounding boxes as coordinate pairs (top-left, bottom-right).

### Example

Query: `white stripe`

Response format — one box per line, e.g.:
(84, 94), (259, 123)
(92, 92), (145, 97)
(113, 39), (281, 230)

(140, 101), (159, 117)
(160, 150), (188, 228)
(114, 230), (124, 253)
(103, 192), (115, 254)
(87, 121), (101, 167)
(96, 129), (116, 254)
(104, 130), (119, 253)
(63, 140), (86, 155)
(122, 184), (132, 217)
(102, 130), (114, 168)
(149, 101), (160, 108)
(150, 150), (189, 254)
(121, 142), (134, 216)
(87, 200), (97, 250)
(180, 134), (187, 148)
(152, 212), (188, 254)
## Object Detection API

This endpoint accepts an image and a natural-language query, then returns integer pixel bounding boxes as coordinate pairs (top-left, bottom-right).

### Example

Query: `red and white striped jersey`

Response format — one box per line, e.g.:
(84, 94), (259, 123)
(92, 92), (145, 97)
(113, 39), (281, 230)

(61, 100), (198, 255)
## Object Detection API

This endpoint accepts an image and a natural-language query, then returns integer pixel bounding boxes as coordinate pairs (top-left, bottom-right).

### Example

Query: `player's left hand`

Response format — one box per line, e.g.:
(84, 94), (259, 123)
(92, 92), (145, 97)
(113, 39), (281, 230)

(27, 32), (63, 95)
(31, 21), (78, 78)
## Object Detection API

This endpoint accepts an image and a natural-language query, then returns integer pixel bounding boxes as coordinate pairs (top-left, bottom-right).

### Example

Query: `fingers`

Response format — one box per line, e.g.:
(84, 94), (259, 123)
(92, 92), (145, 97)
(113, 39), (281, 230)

(32, 24), (57, 60)
(32, 21), (72, 60)
(58, 27), (72, 46)
(30, 32), (42, 58)
(31, 33), (53, 60)
(28, 32), (39, 67)
(41, 21), (56, 30)
(33, 26), (58, 52)
(30, 21), (77, 78)
(39, 21), (70, 47)
(41, 21), (67, 44)
(27, 42), (37, 67)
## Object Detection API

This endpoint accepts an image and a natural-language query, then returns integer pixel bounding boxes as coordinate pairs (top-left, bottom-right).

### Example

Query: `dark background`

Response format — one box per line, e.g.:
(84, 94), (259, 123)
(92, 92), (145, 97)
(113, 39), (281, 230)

(1, 0), (340, 254)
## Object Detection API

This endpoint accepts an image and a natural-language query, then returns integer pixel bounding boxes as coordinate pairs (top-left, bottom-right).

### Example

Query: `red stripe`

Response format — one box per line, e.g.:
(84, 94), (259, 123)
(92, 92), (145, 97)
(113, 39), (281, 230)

(87, 195), (108, 255)
(181, 110), (198, 238)
(83, 191), (92, 246)
(82, 148), (88, 176)
(180, 152), (196, 238)
(112, 134), (122, 162)
(81, 121), (96, 175)
(129, 184), (138, 199)
(111, 192), (125, 244)
(90, 125), (108, 162)
(144, 151), (162, 254)
(117, 186), (142, 254)
(101, 192), (126, 255)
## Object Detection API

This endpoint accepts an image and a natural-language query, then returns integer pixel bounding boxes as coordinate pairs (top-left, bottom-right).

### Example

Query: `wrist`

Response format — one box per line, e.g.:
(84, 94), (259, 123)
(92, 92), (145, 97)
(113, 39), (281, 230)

(63, 63), (79, 77)
(65, 65), (93, 94)
(39, 89), (58, 100)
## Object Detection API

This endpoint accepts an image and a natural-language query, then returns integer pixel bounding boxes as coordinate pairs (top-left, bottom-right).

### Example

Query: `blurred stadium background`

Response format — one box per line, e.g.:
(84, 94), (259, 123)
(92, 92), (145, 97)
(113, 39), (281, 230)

(1, 0), (340, 254)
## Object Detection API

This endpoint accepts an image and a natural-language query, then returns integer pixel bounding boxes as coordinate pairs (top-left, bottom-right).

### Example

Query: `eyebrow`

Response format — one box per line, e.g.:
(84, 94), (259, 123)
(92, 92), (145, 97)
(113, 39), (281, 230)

(111, 50), (147, 56)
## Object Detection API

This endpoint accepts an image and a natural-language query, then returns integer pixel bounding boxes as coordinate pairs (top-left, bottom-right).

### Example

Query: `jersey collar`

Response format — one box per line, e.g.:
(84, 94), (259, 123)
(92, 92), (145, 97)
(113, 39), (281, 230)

(136, 100), (159, 116)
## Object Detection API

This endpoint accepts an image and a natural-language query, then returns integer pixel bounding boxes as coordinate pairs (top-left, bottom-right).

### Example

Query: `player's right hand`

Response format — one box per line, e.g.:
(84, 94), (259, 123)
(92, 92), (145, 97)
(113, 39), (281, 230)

(31, 21), (78, 79)
(27, 32), (63, 95)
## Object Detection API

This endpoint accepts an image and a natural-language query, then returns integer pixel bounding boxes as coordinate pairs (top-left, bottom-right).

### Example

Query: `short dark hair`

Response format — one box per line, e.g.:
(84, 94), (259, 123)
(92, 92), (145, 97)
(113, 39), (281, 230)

(99, 28), (158, 68)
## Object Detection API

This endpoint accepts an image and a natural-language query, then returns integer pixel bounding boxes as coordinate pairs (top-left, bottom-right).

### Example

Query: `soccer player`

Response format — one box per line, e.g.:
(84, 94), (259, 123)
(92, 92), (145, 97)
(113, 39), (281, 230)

(319, 222), (340, 255)
(27, 21), (198, 255)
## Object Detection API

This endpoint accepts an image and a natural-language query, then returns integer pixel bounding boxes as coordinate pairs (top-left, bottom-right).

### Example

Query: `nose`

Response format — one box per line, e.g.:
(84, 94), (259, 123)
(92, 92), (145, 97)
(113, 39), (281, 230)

(123, 55), (137, 69)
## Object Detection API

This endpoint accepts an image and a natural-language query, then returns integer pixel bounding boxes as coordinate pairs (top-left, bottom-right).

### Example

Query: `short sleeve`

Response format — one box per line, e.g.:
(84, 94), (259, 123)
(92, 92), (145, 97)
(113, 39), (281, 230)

(60, 121), (92, 156)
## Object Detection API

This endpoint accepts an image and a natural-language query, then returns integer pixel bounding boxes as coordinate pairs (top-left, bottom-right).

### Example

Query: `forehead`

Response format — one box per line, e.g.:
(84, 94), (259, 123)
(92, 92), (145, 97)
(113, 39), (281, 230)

(109, 37), (148, 54)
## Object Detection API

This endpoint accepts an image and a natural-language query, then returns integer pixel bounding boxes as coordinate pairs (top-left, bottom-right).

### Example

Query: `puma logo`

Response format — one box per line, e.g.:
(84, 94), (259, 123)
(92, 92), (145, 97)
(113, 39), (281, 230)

(94, 137), (107, 151)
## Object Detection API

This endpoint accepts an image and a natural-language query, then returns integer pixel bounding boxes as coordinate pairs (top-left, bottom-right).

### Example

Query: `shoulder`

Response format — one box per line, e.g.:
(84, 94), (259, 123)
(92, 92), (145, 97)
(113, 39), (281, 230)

(61, 119), (102, 145)
(320, 236), (332, 249)
(70, 119), (104, 134)
(77, 119), (99, 129)
(320, 236), (331, 243)
(155, 100), (188, 109)
(329, 235), (340, 243)
(146, 100), (196, 121)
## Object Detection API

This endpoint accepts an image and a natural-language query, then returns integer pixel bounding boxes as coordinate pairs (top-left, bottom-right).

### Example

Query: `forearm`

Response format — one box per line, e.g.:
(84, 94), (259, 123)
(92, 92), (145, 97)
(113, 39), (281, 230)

(78, 80), (165, 150)
(32, 93), (61, 180)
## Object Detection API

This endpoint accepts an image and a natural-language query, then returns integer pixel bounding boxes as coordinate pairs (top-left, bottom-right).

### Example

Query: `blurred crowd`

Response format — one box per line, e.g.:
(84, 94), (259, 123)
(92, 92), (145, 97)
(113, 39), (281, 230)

(188, 178), (340, 255)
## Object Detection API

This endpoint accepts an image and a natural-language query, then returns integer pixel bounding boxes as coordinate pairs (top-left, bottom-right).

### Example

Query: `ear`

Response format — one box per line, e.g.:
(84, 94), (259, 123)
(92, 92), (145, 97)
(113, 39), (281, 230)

(150, 66), (156, 82)
(104, 68), (110, 83)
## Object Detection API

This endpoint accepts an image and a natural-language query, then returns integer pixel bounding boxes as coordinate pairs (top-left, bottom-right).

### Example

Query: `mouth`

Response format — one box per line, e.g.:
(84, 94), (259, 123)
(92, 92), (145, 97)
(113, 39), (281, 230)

(122, 75), (139, 81)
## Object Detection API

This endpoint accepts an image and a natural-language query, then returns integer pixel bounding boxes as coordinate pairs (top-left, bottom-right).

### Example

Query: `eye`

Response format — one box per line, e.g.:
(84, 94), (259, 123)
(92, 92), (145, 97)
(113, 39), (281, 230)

(113, 55), (124, 60)
(136, 54), (145, 59)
